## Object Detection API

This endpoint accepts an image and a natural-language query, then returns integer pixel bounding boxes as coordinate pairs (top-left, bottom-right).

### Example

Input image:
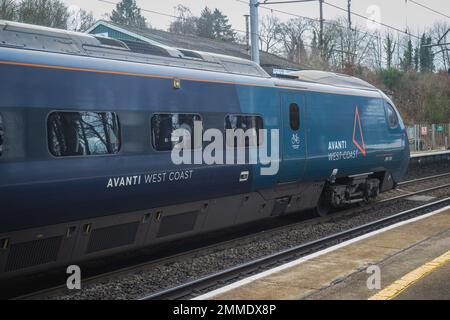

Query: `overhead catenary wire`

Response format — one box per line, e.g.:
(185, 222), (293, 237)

(97, 0), (413, 47)
(94, 0), (389, 68)
(95, 0), (319, 68)
(97, 0), (441, 44)
(407, 0), (450, 20)
(96, 0), (250, 36)
(93, 0), (438, 67)
(96, 0), (320, 53)
(323, 1), (421, 40)
(235, 0), (387, 44)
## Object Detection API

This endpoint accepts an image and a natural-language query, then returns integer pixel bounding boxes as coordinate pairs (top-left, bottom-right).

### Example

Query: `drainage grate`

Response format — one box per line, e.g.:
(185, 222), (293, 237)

(5, 236), (62, 272)
(86, 222), (139, 254)
(157, 211), (198, 238)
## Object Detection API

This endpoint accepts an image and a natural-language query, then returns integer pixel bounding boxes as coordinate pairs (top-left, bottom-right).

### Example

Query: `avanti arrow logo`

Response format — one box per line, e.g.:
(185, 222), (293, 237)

(352, 105), (366, 156)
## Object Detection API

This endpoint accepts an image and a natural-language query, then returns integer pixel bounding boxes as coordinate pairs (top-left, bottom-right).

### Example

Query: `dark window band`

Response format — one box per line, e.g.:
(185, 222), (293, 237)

(151, 113), (201, 151)
(48, 111), (121, 157)
(225, 115), (264, 147)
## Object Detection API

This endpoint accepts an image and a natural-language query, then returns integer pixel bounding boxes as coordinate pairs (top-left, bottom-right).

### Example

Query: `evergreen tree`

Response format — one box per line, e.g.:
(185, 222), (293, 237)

(196, 7), (214, 39)
(110, 0), (146, 29)
(401, 38), (413, 71)
(196, 7), (235, 41)
(419, 33), (434, 73)
(212, 8), (235, 41)
(384, 33), (396, 69)
(426, 35), (434, 72)
(17, 0), (69, 29)
(0, 0), (16, 21)
(413, 46), (420, 72)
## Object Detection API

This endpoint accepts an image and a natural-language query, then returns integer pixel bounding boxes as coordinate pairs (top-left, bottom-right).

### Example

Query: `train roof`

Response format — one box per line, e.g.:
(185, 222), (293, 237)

(0, 20), (269, 78)
(0, 21), (384, 98)
(288, 70), (377, 90)
(87, 20), (307, 73)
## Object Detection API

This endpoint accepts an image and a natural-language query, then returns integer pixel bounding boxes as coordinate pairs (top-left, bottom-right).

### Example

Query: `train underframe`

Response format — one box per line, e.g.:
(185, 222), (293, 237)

(0, 171), (395, 279)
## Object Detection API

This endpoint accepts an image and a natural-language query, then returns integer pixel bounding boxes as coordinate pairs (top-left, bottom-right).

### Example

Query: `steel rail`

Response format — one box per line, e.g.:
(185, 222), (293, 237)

(398, 172), (450, 186)
(380, 183), (450, 203)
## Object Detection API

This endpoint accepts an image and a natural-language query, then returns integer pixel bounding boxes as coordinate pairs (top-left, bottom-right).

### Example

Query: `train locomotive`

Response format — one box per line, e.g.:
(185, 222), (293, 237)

(0, 21), (410, 278)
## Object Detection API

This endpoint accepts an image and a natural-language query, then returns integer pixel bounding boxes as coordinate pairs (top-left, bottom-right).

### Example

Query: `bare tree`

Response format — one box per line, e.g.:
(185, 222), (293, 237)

(169, 5), (198, 35)
(68, 8), (95, 32)
(366, 30), (383, 70)
(430, 21), (450, 71)
(259, 15), (282, 54)
(331, 18), (369, 72)
(279, 18), (310, 65)
(309, 20), (339, 68)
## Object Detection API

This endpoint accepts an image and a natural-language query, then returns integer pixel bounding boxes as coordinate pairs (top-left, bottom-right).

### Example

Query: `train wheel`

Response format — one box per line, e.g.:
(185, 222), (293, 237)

(315, 191), (331, 217)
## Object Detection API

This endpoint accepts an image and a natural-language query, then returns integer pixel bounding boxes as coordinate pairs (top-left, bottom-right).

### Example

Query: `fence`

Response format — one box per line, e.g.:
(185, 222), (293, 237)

(406, 124), (450, 152)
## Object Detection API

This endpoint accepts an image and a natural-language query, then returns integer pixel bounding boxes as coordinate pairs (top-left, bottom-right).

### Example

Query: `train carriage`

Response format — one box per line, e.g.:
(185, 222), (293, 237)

(0, 21), (409, 277)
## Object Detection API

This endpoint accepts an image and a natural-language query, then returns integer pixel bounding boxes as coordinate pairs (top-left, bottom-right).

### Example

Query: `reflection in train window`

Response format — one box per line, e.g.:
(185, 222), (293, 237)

(386, 103), (399, 129)
(48, 111), (121, 157)
(225, 115), (264, 147)
(0, 114), (4, 156)
(151, 113), (201, 151)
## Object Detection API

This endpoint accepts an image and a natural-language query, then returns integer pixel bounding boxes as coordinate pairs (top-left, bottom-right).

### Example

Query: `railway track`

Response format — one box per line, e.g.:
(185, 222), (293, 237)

(397, 172), (450, 186)
(10, 170), (450, 300)
(141, 197), (450, 300)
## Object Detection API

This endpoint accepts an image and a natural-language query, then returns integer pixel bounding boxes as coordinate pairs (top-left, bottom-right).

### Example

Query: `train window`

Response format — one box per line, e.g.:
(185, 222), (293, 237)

(0, 114), (4, 156)
(386, 103), (399, 129)
(225, 115), (264, 147)
(151, 113), (201, 151)
(289, 103), (300, 131)
(48, 111), (121, 157)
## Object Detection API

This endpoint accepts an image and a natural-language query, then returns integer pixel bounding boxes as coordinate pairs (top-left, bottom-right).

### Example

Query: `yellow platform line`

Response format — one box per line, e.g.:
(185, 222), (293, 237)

(369, 250), (450, 300)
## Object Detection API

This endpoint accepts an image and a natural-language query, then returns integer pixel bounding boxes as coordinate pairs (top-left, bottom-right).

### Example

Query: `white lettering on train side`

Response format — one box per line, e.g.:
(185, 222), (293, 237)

(327, 140), (361, 161)
(106, 170), (194, 189)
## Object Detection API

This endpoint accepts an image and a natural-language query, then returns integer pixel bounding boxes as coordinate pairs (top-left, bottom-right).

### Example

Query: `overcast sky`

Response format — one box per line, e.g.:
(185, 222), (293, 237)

(64, 0), (449, 36)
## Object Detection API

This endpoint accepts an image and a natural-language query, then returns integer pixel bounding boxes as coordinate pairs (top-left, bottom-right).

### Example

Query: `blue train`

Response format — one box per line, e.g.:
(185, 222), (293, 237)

(0, 21), (409, 277)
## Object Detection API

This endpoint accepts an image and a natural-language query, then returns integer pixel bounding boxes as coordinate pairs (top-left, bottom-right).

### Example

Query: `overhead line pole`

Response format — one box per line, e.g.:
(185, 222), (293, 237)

(347, 0), (351, 30)
(250, 0), (260, 64)
(319, 0), (324, 51)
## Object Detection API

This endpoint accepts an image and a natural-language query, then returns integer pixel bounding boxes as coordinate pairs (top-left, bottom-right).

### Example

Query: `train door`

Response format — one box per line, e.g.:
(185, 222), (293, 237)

(278, 92), (307, 183)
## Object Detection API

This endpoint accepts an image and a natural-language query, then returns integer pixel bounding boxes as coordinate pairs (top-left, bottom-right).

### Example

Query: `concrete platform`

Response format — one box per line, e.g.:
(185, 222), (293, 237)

(394, 260), (450, 300)
(410, 149), (450, 158)
(196, 206), (450, 300)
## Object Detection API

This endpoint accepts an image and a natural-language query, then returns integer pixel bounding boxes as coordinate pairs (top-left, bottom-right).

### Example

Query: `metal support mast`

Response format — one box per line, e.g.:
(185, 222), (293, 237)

(250, 0), (260, 64)
(319, 0), (324, 51)
(347, 0), (352, 30)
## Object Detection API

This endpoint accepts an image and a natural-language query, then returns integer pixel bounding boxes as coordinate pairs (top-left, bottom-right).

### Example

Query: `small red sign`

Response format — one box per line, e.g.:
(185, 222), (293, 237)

(421, 127), (428, 135)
